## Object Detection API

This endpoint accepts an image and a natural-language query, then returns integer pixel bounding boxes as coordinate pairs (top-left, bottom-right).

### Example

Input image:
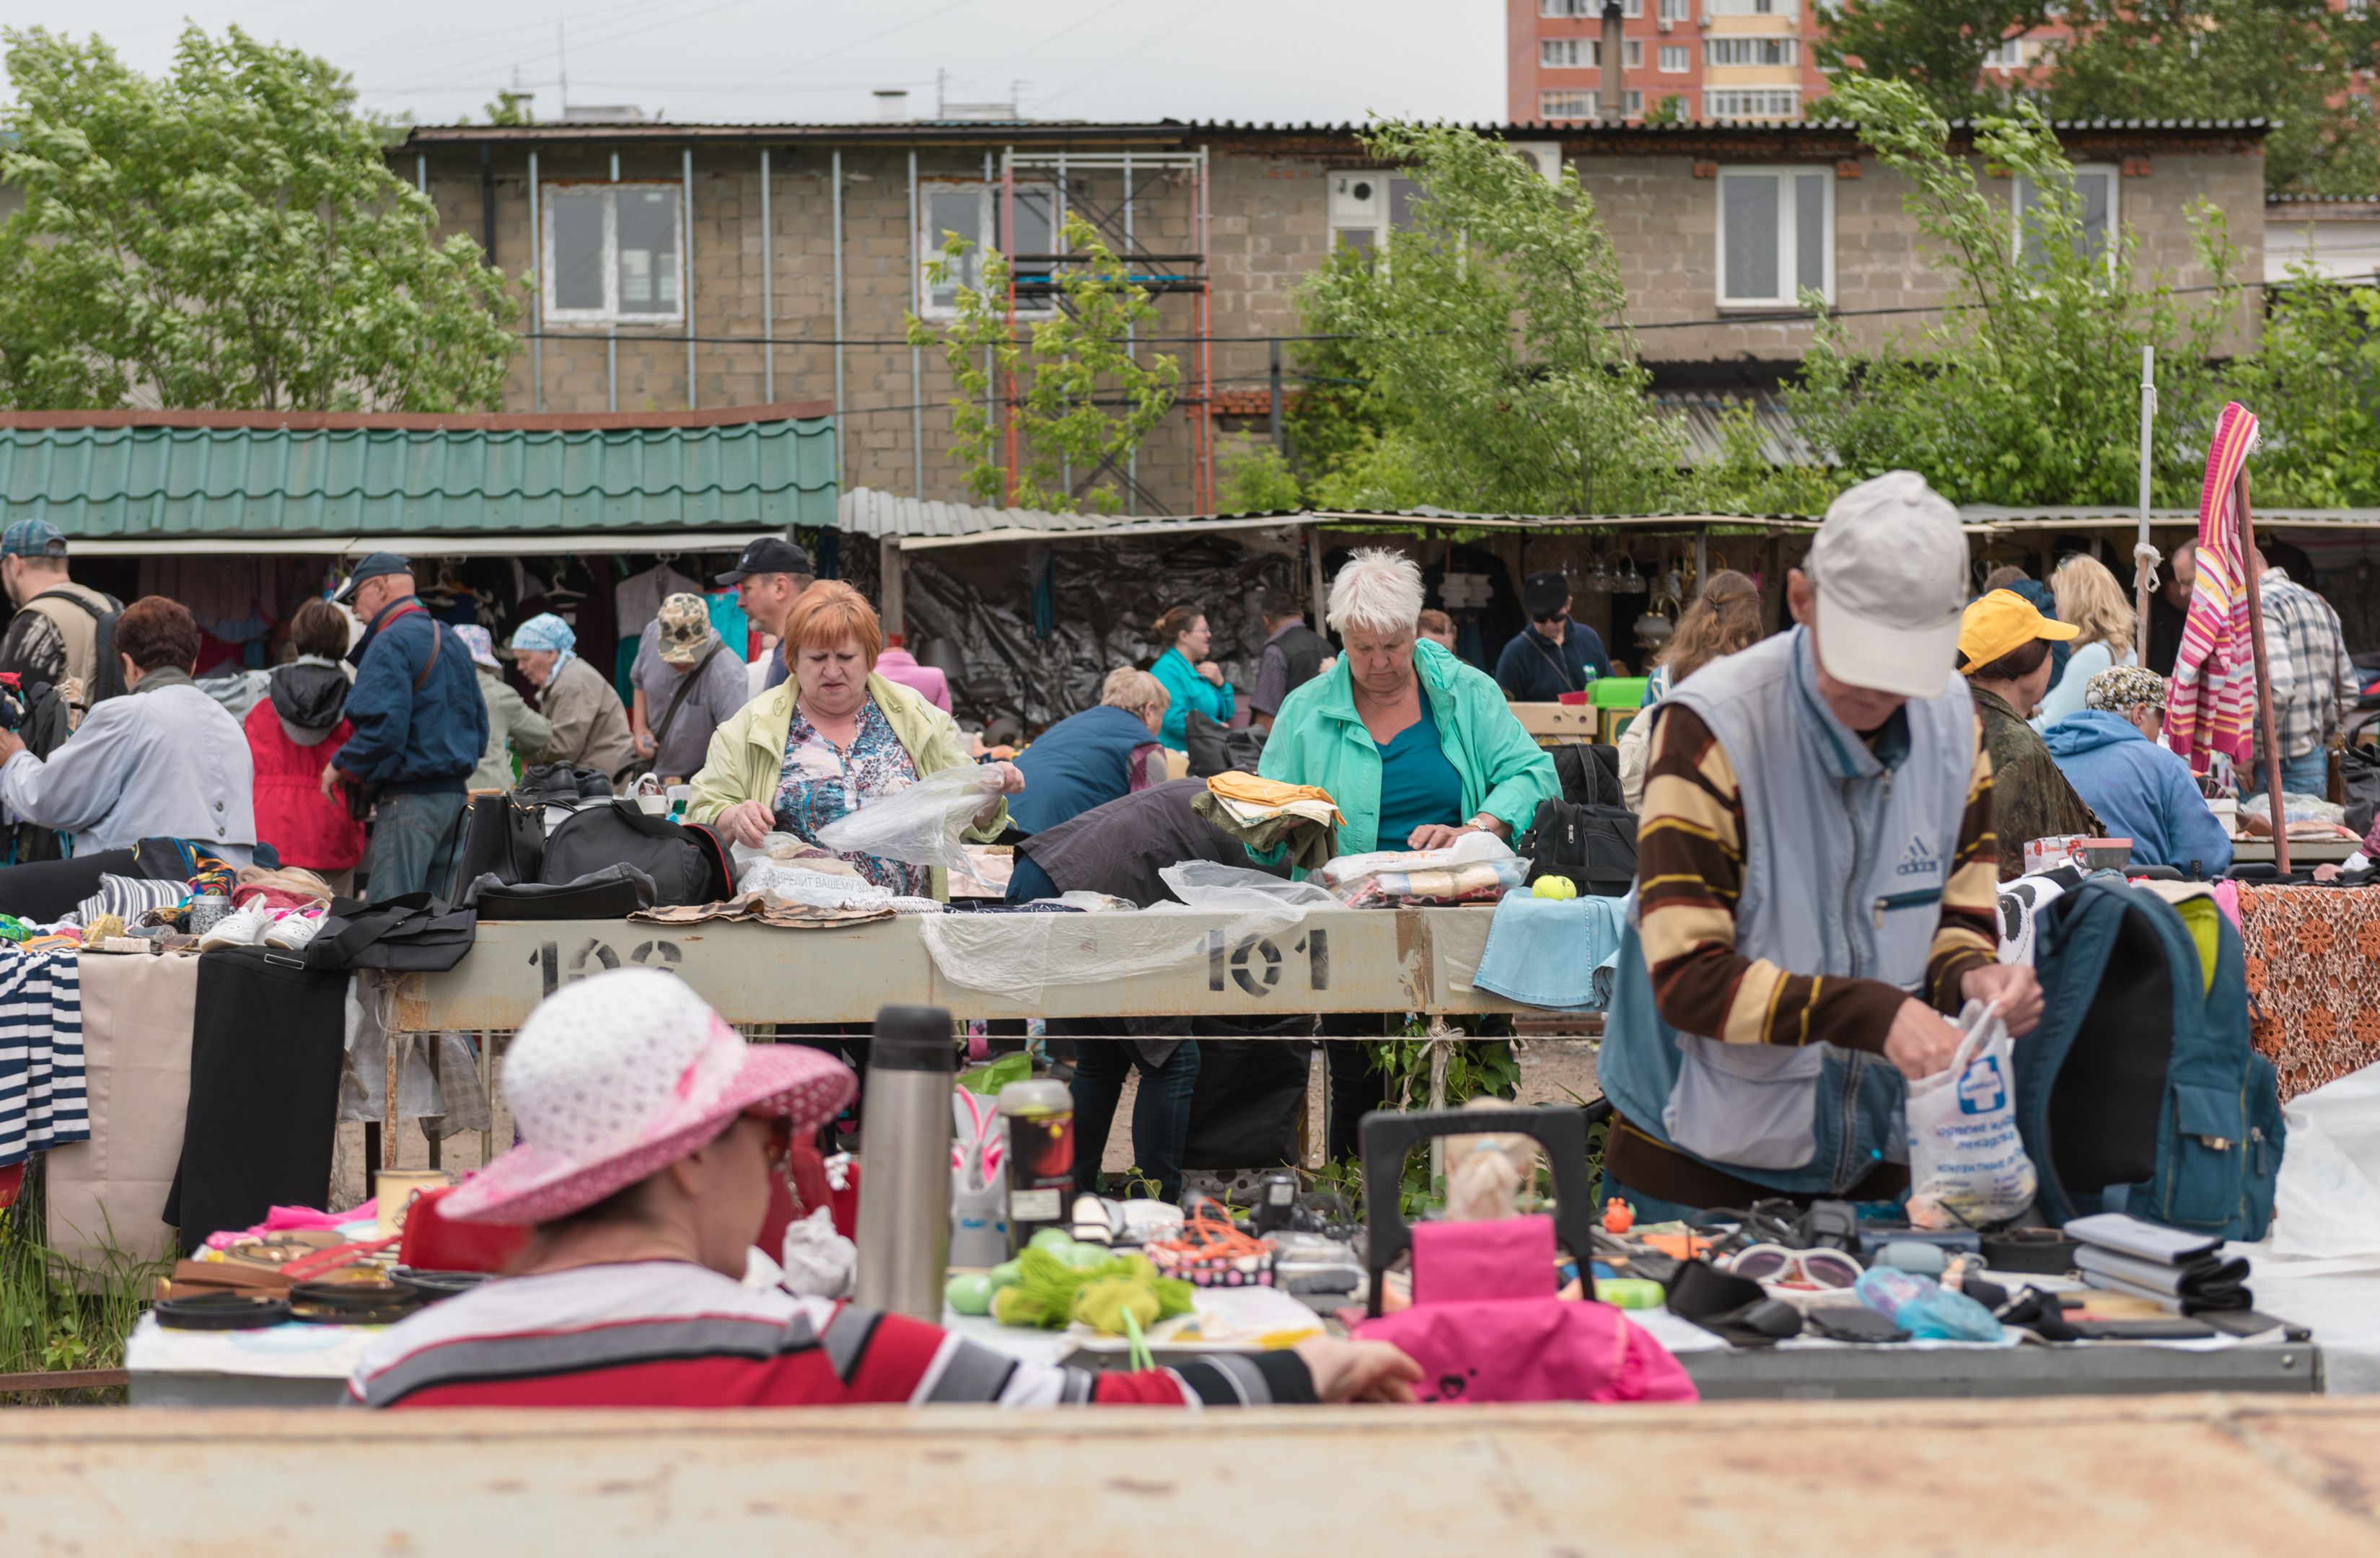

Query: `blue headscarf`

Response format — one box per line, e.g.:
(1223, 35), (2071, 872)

(511, 612), (577, 681)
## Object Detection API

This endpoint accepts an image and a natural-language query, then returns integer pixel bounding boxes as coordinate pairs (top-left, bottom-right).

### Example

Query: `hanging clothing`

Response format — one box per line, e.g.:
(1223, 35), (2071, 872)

(0, 951), (85, 1171)
(2166, 402), (2260, 774)
(614, 565), (701, 640)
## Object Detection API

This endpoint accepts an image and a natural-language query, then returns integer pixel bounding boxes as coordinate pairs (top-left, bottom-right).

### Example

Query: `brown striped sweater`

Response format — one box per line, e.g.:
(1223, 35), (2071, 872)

(1636, 704), (2001, 1057)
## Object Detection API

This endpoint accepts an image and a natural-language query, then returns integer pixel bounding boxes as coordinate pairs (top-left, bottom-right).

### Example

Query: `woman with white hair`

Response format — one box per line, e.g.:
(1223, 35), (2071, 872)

(1258, 548), (1559, 1161)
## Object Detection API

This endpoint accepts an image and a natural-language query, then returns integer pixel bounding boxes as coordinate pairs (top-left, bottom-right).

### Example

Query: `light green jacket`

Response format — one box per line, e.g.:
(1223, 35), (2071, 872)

(1257, 638), (1558, 858)
(687, 672), (1006, 900)
(471, 667), (553, 793)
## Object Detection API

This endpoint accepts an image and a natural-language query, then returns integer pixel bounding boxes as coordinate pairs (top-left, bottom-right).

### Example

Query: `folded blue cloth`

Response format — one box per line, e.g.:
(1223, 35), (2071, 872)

(1471, 891), (1627, 1011)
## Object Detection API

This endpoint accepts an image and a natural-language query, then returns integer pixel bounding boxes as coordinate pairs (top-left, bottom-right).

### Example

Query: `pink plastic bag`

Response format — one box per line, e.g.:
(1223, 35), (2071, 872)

(1356, 1215), (1697, 1405)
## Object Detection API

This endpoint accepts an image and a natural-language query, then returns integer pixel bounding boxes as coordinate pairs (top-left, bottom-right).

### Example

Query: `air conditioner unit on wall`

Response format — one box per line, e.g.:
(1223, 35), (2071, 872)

(1330, 173), (1384, 224)
(1506, 141), (1563, 183)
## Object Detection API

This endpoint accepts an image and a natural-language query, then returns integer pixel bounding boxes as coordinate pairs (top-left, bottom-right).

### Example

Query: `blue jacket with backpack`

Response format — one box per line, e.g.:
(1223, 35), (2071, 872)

(338, 598), (490, 794)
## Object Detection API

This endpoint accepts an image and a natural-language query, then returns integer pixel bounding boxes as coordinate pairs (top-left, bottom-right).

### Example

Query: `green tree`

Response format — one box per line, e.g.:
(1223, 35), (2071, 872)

(1788, 76), (2238, 506)
(0, 26), (522, 411)
(1216, 433), (1304, 511)
(1813, 1), (2054, 121)
(1296, 121), (1679, 515)
(2225, 259), (2380, 506)
(908, 213), (1180, 513)
(481, 89), (535, 126)
(2047, 1), (2380, 195)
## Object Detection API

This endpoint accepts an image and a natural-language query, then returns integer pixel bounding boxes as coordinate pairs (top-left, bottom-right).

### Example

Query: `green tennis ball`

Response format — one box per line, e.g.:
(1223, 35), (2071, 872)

(944, 1274), (995, 1316)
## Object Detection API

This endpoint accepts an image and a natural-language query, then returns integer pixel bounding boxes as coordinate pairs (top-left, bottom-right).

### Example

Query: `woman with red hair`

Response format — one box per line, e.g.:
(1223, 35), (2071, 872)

(688, 581), (1021, 899)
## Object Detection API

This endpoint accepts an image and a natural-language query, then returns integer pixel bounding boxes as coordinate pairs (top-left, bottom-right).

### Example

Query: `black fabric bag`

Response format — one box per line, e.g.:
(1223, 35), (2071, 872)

(450, 792), (545, 893)
(2342, 742), (2380, 842)
(1182, 1021), (1315, 1170)
(1516, 796), (1638, 896)
(1550, 743), (1625, 809)
(163, 947), (346, 1249)
(304, 892), (478, 973)
(27, 586), (127, 706)
(471, 863), (657, 920)
(1184, 710), (1265, 780)
(538, 800), (732, 907)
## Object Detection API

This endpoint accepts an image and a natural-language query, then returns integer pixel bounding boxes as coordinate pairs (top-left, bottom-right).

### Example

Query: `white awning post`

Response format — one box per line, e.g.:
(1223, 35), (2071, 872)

(2135, 345), (2159, 665)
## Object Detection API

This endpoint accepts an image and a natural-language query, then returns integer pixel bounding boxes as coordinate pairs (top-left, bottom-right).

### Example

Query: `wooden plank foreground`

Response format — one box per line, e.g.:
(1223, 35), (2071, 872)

(4, 1396), (2378, 1555)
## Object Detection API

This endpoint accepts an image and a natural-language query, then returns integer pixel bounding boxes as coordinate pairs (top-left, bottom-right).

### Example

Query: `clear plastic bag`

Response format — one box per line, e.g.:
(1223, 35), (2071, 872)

(1905, 999), (2038, 1231)
(1314, 832), (1528, 906)
(814, 764), (1002, 873)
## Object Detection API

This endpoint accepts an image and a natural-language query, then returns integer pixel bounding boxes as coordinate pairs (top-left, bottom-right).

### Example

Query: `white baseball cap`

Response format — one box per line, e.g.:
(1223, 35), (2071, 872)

(1804, 471), (1969, 701)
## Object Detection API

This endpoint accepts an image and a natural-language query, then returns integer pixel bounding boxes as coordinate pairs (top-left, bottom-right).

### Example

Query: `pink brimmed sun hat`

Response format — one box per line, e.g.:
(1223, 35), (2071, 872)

(443, 968), (855, 1225)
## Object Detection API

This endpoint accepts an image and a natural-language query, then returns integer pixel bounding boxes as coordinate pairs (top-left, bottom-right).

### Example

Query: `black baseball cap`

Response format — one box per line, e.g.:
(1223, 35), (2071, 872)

(1523, 570), (1571, 620)
(332, 552), (412, 604)
(714, 536), (813, 586)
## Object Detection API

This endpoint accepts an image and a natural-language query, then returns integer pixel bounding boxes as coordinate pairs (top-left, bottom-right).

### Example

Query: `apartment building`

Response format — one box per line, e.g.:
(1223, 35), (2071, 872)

(388, 117), (2265, 512)
(1508, 0), (1824, 126)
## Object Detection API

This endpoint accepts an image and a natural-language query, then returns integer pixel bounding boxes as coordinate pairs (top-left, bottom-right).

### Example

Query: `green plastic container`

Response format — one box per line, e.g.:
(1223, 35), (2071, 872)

(1590, 677), (1649, 710)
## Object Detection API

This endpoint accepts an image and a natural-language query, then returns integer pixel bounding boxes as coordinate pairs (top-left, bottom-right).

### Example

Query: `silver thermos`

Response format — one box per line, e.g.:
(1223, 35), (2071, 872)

(853, 1005), (954, 1321)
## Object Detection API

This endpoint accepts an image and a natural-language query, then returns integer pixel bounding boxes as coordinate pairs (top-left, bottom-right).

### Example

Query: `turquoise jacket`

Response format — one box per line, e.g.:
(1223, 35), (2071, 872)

(1257, 638), (1558, 857)
(1152, 646), (1236, 752)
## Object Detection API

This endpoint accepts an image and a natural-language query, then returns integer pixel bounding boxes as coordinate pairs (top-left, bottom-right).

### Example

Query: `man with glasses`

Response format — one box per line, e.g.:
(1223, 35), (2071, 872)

(1494, 570), (1610, 700)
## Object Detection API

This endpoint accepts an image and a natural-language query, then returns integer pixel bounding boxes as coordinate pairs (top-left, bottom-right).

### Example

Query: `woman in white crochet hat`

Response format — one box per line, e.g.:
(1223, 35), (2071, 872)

(350, 969), (1418, 1409)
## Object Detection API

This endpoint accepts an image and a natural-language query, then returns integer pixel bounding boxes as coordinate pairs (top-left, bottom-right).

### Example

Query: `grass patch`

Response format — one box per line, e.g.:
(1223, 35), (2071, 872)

(0, 1166), (172, 1404)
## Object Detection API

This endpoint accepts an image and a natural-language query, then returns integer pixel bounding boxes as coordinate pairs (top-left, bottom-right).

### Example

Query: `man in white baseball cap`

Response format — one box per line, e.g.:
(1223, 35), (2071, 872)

(1595, 471), (2042, 1220)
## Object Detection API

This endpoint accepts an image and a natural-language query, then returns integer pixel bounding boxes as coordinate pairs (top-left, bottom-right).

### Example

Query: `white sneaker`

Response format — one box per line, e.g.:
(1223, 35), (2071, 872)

(263, 909), (325, 951)
(197, 900), (273, 950)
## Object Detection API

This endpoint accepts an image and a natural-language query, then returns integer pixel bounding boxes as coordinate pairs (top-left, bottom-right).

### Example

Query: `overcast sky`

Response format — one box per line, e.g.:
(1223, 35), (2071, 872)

(22, 1), (1508, 127)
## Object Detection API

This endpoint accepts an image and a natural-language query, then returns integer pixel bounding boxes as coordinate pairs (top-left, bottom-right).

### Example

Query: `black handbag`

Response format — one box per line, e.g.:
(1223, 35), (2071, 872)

(1516, 796), (1638, 897)
(2342, 742), (2380, 842)
(539, 801), (734, 907)
(1184, 710), (1266, 779)
(302, 892), (478, 973)
(449, 793), (545, 897)
(470, 863), (657, 921)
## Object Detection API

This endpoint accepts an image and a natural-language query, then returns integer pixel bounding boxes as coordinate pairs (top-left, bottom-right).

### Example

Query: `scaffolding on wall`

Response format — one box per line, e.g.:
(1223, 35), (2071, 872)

(998, 146), (1213, 516)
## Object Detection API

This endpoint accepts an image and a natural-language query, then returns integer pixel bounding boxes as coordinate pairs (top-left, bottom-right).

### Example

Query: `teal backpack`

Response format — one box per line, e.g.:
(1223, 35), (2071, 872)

(2014, 878), (2283, 1240)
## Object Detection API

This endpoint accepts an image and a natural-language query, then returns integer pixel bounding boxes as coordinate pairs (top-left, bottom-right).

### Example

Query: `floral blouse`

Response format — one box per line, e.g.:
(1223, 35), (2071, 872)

(773, 695), (931, 896)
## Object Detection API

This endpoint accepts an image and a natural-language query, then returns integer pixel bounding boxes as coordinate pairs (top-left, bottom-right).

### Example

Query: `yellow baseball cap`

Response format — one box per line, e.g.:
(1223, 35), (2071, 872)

(1958, 589), (2079, 673)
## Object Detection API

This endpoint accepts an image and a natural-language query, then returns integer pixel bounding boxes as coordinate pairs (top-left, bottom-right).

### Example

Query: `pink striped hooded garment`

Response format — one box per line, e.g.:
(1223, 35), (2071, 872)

(2164, 402), (2259, 775)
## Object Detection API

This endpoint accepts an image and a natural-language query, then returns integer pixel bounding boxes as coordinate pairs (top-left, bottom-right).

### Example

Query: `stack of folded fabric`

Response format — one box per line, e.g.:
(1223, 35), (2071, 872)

(2065, 1212), (2252, 1313)
(1193, 771), (1343, 872)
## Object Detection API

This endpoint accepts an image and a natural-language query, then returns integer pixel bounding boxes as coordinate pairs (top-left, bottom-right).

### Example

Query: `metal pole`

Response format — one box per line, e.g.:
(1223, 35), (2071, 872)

(528, 151), (542, 412)
(683, 146), (695, 410)
(2236, 467), (2291, 877)
(881, 536), (906, 647)
(909, 148), (924, 497)
(833, 149), (846, 485)
(1058, 150), (1071, 499)
(1599, 1), (1625, 126)
(1268, 339), (1284, 457)
(1307, 524), (1328, 635)
(1124, 150), (1137, 516)
(761, 147), (775, 405)
(608, 149), (619, 414)
(1001, 146), (1019, 506)
(2134, 344), (2156, 666)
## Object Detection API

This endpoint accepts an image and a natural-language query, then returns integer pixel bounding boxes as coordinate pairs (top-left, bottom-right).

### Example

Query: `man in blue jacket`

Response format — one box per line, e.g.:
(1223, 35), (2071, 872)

(2042, 666), (2234, 876)
(1493, 570), (1610, 702)
(325, 554), (490, 902)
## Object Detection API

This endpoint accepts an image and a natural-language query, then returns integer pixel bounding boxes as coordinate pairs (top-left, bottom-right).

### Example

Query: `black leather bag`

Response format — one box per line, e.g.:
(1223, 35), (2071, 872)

(2342, 742), (2380, 842)
(538, 801), (734, 907)
(449, 793), (545, 896)
(303, 892), (478, 973)
(470, 863), (657, 921)
(1516, 796), (1638, 897)
(516, 762), (612, 804)
(1550, 743), (1625, 809)
(1184, 710), (1266, 780)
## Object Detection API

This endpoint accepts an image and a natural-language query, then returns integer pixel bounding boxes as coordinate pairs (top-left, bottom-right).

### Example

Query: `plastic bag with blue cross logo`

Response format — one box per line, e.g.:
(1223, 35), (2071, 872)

(1905, 999), (2038, 1231)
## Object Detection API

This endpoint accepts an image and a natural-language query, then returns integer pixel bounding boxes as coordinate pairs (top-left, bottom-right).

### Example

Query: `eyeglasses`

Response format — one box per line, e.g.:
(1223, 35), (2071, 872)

(1725, 1243), (1863, 1290)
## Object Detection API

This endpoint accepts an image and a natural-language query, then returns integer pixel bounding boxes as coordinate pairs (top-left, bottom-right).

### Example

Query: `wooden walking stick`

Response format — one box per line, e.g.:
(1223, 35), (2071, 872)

(2234, 467), (2291, 877)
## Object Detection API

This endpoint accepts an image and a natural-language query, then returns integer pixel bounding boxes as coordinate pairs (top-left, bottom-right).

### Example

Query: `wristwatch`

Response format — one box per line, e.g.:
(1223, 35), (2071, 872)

(1467, 813), (1503, 836)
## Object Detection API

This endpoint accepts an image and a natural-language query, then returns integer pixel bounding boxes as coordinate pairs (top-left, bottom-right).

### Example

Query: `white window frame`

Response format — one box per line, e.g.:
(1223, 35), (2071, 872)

(539, 181), (684, 327)
(1705, 37), (1799, 67)
(1329, 170), (1426, 253)
(1545, 38), (1645, 68)
(915, 180), (1061, 320)
(1982, 38), (2029, 70)
(2012, 163), (2120, 278)
(1714, 164), (1835, 309)
(1705, 87), (1801, 120)
(1539, 89), (1597, 121)
(1659, 0), (1691, 21)
(1540, 0), (1641, 13)
(1659, 43), (1690, 71)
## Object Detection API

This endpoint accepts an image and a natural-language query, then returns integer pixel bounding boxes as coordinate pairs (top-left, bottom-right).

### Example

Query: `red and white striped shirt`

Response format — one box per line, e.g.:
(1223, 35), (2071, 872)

(347, 1261), (1314, 1410)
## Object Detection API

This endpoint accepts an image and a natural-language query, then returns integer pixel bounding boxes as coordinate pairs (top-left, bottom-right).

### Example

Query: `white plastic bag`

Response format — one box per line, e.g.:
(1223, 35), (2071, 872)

(1904, 999), (2037, 1231)
(2275, 1060), (2380, 1259)
(813, 764), (1001, 872)
(1314, 832), (1527, 906)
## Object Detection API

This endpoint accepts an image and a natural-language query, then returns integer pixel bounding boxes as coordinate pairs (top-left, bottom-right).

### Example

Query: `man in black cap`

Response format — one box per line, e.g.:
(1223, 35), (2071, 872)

(715, 536), (814, 692)
(1493, 569), (1610, 702)
(328, 553), (488, 901)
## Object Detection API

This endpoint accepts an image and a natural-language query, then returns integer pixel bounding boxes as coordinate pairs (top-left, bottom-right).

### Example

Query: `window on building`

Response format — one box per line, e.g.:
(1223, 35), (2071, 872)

(1539, 0), (1643, 14)
(1544, 38), (1645, 67)
(1541, 89), (1643, 119)
(917, 181), (1059, 316)
(1716, 166), (1832, 308)
(1705, 37), (1799, 66)
(1330, 171), (1426, 253)
(1705, 0), (1794, 13)
(2345, 0), (2369, 15)
(1659, 0), (1692, 20)
(1705, 88), (1801, 120)
(1982, 38), (2029, 69)
(542, 182), (682, 325)
(1659, 43), (1690, 71)
(2013, 164), (2117, 275)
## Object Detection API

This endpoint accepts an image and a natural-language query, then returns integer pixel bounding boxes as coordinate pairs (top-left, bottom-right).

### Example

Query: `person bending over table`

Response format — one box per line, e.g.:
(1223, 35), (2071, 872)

(1006, 667), (1171, 837)
(2042, 666), (2233, 876)
(349, 969), (1418, 1409)
(1598, 473), (2041, 1223)
(688, 581), (1021, 900)
(1257, 547), (1560, 1166)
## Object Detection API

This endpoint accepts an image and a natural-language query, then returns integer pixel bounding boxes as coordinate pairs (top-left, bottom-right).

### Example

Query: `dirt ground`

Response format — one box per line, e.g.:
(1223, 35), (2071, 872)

(335, 1034), (1602, 1202)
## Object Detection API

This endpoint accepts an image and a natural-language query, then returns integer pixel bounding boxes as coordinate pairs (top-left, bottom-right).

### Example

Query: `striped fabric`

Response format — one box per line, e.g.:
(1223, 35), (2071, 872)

(0, 951), (87, 1169)
(72, 873), (190, 927)
(2166, 402), (2260, 773)
(348, 1259), (1317, 1411)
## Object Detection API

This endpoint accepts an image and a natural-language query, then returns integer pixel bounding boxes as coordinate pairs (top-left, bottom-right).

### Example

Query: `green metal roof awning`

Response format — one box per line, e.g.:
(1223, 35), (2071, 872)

(0, 405), (836, 556)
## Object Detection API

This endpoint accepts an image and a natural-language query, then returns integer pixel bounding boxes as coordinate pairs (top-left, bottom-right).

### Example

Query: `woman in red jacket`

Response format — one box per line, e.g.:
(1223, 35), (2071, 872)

(244, 599), (367, 894)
